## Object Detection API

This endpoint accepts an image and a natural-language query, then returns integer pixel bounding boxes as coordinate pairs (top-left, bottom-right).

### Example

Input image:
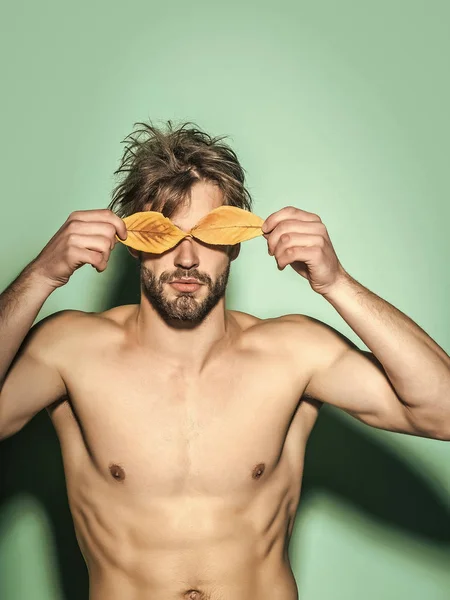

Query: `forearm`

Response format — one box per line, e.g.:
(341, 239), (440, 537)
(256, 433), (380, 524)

(322, 271), (450, 410)
(0, 261), (54, 385)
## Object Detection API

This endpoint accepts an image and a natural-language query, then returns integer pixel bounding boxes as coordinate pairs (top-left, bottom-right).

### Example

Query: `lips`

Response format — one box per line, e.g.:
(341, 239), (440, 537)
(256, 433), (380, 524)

(169, 278), (203, 292)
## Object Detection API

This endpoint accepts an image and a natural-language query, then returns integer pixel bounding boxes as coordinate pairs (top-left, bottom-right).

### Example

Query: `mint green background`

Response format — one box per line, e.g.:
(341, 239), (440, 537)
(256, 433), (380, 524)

(1, 1), (449, 599)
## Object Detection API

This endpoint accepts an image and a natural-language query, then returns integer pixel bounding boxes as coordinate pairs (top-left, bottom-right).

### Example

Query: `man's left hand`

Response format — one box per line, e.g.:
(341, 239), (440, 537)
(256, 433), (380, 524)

(261, 205), (347, 295)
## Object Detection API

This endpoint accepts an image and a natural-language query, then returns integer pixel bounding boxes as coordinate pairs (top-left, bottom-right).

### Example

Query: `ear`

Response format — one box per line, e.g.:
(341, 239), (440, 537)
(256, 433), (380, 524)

(126, 246), (141, 260)
(229, 243), (241, 262)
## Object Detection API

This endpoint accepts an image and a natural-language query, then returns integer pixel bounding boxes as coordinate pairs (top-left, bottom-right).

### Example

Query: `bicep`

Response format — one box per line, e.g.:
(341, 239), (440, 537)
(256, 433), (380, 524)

(0, 312), (69, 441)
(298, 318), (429, 437)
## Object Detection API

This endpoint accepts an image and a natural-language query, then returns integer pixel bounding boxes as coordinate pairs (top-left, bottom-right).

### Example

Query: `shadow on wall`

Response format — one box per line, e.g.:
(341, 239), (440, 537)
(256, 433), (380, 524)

(0, 246), (449, 600)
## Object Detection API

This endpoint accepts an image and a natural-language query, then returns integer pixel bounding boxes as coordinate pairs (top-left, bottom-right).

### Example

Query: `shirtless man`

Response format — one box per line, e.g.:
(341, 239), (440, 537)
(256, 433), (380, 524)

(1, 123), (449, 600)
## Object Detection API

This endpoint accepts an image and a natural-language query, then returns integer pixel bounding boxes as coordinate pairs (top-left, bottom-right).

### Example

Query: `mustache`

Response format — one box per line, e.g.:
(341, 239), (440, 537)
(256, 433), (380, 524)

(160, 271), (211, 286)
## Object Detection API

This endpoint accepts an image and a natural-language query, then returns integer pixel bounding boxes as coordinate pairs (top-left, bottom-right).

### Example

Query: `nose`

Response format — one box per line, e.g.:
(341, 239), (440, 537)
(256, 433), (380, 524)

(173, 236), (200, 270)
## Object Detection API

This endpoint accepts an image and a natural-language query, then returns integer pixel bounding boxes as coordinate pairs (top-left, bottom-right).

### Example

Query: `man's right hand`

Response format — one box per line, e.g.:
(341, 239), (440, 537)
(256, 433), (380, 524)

(31, 209), (128, 290)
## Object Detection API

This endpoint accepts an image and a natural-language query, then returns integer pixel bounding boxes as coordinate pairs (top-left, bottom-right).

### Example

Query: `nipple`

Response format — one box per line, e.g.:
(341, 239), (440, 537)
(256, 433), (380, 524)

(109, 463), (126, 482)
(252, 462), (266, 479)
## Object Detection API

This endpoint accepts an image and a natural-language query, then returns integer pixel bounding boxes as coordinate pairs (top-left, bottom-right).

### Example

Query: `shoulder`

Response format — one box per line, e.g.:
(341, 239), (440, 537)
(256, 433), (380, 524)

(27, 306), (124, 364)
(227, 310), (313, 356)
(229, 310), (312, 340)
(31, 307), (108, 336)
(233, 311), (357, 367)
(25, 309), (87, 358)
(273, 313), (359, 361)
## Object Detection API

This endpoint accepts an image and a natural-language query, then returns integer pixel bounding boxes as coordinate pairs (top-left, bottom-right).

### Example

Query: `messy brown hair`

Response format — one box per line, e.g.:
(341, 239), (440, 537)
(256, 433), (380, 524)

(107, 119), (253, 219)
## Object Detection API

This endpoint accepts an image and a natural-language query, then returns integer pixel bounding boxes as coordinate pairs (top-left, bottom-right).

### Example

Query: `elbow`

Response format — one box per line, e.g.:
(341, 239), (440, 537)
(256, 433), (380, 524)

(0, 416), (25, 443)
(431, 426), (450, 442)
(418, 420), (450, 441)
(405, 402), (450, 441)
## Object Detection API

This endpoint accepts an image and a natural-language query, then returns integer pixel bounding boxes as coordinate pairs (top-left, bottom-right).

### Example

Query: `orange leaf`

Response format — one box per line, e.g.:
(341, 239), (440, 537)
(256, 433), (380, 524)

(189, 206), (264, 244)
(115, 211), (187, 253)
(115, 206), (264, 253)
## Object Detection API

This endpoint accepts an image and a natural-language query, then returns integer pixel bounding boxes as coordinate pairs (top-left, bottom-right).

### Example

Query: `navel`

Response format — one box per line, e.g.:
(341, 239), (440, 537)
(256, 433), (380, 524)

(252, 462), (266, 479)
(184, 589), (205, 599)
(109, 463), (126, 482)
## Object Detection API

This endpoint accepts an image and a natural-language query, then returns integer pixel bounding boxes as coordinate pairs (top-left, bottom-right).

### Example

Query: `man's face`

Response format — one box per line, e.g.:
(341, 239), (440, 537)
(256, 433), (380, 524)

(135, 180), (239, 326)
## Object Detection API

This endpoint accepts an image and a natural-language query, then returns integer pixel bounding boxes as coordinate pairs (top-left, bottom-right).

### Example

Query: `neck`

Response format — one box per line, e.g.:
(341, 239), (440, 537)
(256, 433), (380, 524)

(130, 296), (237, 374)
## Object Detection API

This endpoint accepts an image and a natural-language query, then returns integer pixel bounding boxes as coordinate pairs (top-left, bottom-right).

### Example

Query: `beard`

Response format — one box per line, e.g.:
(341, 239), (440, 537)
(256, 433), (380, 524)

(139, 261), (231, 327)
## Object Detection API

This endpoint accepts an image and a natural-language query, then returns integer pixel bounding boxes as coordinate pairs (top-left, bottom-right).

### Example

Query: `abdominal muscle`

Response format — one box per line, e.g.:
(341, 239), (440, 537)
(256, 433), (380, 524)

(87, 499), (297, 600)
(50, 392), (303, 600)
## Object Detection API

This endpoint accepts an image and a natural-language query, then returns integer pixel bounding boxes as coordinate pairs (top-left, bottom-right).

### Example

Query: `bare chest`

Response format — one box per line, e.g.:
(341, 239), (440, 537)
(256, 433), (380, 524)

(49, 341), (314, 497)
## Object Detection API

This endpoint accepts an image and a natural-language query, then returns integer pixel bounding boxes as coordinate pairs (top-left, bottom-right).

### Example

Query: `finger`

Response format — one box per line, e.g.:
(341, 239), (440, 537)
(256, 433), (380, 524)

(75, 248), (108, 271)
(262, 206), (322, 233)
(273, 232), (325, 258)
(66, 220), (120, 249)
(264, 220), (325, 255)
(68, 209), (128, 241)
(68, 233), (113, 263)
(276, 245), (321, 270)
